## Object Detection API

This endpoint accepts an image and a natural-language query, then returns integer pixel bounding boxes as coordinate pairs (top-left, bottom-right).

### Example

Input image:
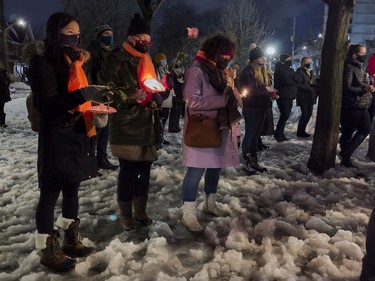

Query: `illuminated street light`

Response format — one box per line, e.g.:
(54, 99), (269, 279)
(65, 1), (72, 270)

(2, 18), (27, 73)
(266, 46), (276, 71)
(266, 46), (276, 56)
(5, 19), (26, 31)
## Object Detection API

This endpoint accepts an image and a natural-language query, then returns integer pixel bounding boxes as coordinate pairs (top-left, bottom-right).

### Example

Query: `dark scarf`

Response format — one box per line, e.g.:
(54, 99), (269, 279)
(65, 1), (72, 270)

(195, 50), (227, 93)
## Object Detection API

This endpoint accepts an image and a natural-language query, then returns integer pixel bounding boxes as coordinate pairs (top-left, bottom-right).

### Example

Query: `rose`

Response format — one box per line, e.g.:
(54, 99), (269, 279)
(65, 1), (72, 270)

(187, 27), (199, 39)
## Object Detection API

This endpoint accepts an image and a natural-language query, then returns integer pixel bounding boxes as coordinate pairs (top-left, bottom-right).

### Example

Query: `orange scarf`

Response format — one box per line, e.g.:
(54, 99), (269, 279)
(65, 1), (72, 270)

(66, 52), (96, 137)
(123, 42), (158, 93)
(195, 50), (216, 66)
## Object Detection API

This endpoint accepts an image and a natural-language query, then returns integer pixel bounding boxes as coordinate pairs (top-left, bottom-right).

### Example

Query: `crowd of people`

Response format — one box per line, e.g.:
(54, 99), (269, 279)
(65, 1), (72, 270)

(0, 10), (372, 276)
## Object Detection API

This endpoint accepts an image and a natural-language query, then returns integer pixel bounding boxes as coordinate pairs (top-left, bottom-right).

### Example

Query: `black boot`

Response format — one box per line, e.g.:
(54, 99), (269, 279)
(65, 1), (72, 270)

(97, 157), (118, 170)
(297, 131), (310, 138)
(258, 138), (270, 151)
(242, 153), (256, 175)
(0, 113), (7, 128)
(248, 153), (267, 173)
(348, 133), (367, 156)
(339, 133), (367, 168)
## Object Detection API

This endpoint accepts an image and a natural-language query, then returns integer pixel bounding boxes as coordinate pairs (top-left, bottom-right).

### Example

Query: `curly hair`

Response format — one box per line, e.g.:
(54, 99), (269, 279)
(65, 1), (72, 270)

(200, 33), (236, 62)
(44, 12), (79, 80)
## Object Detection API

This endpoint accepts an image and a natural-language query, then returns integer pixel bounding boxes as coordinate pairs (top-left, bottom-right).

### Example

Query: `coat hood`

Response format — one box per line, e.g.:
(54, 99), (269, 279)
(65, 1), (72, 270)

(22, 40), (91, 63)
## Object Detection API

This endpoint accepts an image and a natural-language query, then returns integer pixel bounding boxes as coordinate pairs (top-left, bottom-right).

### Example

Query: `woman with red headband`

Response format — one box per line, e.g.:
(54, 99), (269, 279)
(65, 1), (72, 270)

(180, 33), (241, 232)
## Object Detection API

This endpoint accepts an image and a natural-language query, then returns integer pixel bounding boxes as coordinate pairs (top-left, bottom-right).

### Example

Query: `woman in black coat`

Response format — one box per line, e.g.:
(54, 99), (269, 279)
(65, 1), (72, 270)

(26, 12), (111, 272)
(0, 67), (11, 127)
(340, 43), (373, 167)
(296, 56), (316, 137)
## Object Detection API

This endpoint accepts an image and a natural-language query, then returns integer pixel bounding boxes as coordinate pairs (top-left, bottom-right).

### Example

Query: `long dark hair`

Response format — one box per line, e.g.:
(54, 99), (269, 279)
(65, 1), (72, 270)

(200, 33), (236, 62)
(44, 12), (78, 80)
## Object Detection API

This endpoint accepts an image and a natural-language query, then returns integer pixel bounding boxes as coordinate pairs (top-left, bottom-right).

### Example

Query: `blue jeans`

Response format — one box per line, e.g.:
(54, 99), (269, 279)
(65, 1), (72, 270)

(182, 167), (221, 202)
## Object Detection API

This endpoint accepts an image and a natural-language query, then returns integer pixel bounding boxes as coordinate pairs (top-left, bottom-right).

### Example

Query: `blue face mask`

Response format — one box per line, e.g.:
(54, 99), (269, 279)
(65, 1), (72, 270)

(101, 35), (113, 46)
(59, 33), (80, 49)
(257, 63), (264, 67)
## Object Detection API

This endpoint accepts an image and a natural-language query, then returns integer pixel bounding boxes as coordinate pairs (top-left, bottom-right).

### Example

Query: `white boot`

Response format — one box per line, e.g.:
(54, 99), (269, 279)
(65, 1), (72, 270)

(35, 232), (49, 249)
(55, 215), (75, 230)
(204, 193), (222, 216)
(182, 201), (204, 233)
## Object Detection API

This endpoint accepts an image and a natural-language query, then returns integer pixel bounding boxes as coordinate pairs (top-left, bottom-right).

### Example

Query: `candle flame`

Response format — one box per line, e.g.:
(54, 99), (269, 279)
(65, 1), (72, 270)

(241, 89), (248, 97)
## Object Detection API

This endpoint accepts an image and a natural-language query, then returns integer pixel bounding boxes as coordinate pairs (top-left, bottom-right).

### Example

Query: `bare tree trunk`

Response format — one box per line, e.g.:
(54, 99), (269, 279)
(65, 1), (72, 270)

(0, 0), (6, 69)
(307, 0), (355, 174)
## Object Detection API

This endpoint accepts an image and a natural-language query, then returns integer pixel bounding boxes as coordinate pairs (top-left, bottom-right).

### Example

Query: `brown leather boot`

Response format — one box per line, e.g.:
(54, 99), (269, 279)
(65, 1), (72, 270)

(36, 230), (76, 272)
(117, 200), (136, 231)
(133, 197), (153, 226)
(55, 216), (95, 258)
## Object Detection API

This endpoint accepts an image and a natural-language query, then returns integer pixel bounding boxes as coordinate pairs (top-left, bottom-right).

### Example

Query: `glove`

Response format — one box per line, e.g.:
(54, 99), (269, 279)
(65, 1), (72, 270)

(81, 85), (113, 103)
(152, 93), (163, 107)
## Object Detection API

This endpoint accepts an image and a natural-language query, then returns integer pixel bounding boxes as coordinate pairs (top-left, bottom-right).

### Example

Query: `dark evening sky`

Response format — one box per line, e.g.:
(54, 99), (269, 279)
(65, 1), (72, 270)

(5, 0), (325, 54)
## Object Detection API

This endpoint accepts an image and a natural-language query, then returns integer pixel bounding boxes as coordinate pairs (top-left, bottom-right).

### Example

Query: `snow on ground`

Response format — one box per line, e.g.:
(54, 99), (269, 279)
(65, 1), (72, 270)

(0, 83), (374, 281)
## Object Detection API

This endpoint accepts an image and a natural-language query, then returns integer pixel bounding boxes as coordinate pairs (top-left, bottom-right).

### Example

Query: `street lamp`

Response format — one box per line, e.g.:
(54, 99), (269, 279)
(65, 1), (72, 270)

(266, 46), (276, 72)
(2, 18), (26, 73)
(5, 19), (26, 31)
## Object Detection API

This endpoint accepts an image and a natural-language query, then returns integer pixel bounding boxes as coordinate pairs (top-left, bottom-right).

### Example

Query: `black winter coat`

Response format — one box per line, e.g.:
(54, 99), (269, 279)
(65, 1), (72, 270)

(0, 69), (11, 103)
(27, 55), (97, 186)
(239, 63), (272, 111)
(84, 40), (111, 85)
(296, 67), (316, 106)
(342, 59), (373, 109)
(274, 62), (297, 100)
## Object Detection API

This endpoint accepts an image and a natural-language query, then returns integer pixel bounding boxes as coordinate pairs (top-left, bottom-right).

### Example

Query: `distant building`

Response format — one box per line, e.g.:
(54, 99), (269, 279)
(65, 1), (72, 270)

(349, 0), (375, 45)
(323, 1), (375, 52)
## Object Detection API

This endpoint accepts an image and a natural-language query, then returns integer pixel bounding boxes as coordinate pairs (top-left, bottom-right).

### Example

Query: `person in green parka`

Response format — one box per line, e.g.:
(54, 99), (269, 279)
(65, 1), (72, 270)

(98, 13), (163, 231)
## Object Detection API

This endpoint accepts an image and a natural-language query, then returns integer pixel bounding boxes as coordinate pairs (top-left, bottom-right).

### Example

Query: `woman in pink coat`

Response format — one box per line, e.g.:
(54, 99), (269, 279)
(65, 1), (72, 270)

(181, 33), (240, 232)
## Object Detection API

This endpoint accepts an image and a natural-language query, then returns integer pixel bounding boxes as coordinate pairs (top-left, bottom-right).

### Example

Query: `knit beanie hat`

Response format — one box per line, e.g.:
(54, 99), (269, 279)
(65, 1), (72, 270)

(279, 53), (292, 62)
(249, 43), (265, 62)
(96, 24), (113, 37)
(153, 53), (167, 64)
(127, 13), (151, 36)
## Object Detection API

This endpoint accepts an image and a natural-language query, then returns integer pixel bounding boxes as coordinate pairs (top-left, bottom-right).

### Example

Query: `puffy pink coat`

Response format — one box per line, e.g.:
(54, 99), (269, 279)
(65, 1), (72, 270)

(182, 61), (240, 168)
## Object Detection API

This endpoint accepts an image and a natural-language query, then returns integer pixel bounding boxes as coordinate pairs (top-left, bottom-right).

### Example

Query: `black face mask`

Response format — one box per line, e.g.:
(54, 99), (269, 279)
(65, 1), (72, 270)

(357, 54), (366, 63)
(304, 63), (310, 69)
(285, 60), (292, 67)
(100, 35), (113, 46)
(217, 58), (230, 69)
(59, 33), (80, 49)
(134, 41), (149, 53)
